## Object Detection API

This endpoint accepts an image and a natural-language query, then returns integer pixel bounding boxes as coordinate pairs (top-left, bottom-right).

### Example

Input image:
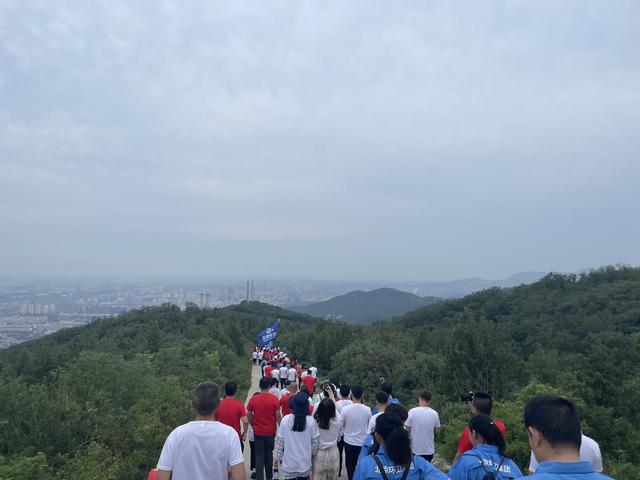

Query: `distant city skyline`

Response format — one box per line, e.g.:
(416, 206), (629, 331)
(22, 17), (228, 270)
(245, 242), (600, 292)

(0, 270), (552, 347)
(2, 1), (639, 280)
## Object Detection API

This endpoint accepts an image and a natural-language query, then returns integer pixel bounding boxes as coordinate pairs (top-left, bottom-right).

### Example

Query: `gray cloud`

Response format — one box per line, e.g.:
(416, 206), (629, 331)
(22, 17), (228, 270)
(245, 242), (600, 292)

(1, 0), (639, 280)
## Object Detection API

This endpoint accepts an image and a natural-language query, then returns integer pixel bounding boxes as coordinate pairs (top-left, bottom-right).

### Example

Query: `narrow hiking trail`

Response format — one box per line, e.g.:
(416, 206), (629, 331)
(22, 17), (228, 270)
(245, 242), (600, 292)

(243, 362), (262, 477)
(241, 359), (449, 478)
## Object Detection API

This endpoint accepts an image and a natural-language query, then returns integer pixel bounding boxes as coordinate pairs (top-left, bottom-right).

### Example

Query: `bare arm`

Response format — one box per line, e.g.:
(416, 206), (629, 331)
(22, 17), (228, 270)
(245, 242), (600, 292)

(157, 470), (172, 480)
(247, 411), (254, 427)
(229, 463), (246, 480)
(241, 416), (249, 439)
(276, 410), (282, 426)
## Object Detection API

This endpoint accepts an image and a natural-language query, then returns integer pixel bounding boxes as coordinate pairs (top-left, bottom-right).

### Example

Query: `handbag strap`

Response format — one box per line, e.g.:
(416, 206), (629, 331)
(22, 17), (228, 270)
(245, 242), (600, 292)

(373, 455), (412, 480)
(373, 455), (389, 480)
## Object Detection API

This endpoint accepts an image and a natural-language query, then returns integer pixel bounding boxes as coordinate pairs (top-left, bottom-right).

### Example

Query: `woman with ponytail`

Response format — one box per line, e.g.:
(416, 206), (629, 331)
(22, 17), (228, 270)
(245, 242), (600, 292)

(448, 414), (523, 480)
(353, 413), (448, 480)
(273, 392), (320, 480)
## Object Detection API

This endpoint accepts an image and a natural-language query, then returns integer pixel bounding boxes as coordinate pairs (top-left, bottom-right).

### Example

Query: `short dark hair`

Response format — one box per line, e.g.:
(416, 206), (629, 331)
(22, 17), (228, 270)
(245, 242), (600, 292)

(193, 381), (220, 416)
(376, 391), (390, 404)
(270, 377), (279, 387)
(351, 385), (363, 400)
(473, 392), (493, 415)
(381, 383), (393, 396)
(524, 395), (582, 450)
(225, 381), (238, 396)
(339, 384), (351, 398)
(385, 403), (409, 422)
(259, 377), (271, 390)
(419, 391), (432, 402)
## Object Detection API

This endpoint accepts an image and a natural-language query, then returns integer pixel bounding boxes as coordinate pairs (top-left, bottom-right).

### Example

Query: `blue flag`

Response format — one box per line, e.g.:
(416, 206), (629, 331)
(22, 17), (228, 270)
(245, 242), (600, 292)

(256, 319), (280, 347)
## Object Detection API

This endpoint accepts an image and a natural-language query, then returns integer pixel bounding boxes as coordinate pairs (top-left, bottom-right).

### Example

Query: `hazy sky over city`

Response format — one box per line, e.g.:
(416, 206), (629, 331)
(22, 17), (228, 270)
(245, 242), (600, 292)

(1, 1), (639, 281)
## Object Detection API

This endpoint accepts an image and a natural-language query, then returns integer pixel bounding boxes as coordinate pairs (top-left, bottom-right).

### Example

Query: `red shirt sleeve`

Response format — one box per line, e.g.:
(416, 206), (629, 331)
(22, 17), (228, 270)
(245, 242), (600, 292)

(247, 397), (254, 413)
(457, 427), (473, 453)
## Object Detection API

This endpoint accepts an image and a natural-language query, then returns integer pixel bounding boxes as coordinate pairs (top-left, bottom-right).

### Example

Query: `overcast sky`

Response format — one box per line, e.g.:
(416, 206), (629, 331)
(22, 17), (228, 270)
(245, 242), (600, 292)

(1, 1), (639, 281)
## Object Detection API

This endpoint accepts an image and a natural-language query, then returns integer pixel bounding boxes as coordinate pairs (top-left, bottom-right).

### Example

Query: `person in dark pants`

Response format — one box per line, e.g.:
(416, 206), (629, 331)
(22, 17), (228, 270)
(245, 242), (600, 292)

(247, 377), (282, 480)
(249, 437), (256, 471)
(340, 385), (372, 480)
(335, 384), (353, 477)
(254, 435), (275, 480)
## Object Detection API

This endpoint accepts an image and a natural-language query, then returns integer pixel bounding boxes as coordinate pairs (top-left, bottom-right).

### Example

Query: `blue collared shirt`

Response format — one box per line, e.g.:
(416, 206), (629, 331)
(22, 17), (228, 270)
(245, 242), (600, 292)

(533, 461), (613, 480)
(353, 445), (448, 480)
(448, 444), (522, 480)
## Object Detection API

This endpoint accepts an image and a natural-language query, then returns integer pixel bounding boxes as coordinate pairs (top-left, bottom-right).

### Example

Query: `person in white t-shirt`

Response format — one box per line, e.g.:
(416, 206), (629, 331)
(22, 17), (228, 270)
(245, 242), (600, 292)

(271, 366), (281, 383)
(279, 365), (289, 389)
(405, 391), (441, 463)
(274, 392), (320, 479)
(340, 385), (372, 480)
(335, 385), (353, 414)
(335, 384), (353, 477)
(288, 366), (297, 383)
(367, 391), (389, 433)
(156, 381), (245, 480)
(313, 397), (342, 480)
(310, 366), (318, 378)
(528, 432), (603, 473)
(269, 378), (282, 399)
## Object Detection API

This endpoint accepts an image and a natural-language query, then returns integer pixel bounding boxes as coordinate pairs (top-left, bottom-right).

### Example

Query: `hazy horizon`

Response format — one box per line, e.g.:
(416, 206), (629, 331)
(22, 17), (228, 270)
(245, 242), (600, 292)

(2, 1), (639, 280)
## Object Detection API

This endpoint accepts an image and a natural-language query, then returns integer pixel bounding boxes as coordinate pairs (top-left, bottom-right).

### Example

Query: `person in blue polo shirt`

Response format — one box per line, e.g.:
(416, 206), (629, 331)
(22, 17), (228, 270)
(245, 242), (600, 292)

(353, 413), (448, 480)
(373, 384), (400, 414)
(524, 395), (613, 480)
(448, 414), (522, 480)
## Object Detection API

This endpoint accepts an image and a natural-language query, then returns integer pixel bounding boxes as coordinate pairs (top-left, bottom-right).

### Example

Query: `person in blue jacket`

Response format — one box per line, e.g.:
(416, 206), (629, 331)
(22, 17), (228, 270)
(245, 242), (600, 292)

(449, 414), (522, 480)
(359, 404), (409, 462)
(354, 413), (448, 480)
(524, 395), (613, 480)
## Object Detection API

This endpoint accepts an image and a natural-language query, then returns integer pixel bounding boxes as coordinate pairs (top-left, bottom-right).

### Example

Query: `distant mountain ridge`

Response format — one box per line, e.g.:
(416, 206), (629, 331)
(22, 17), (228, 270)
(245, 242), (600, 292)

(400, 271), (546, 298)
(288, 287), (441, 324)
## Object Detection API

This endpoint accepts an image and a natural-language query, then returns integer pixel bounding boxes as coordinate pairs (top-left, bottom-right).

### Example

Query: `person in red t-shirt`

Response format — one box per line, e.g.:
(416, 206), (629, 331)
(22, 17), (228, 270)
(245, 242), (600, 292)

(264, 364), (273, 379)
(216, 381), (249, 450)
(452, 392), (507, 464)
(247, 377), (282, 480)
(302, 369), (316, 395)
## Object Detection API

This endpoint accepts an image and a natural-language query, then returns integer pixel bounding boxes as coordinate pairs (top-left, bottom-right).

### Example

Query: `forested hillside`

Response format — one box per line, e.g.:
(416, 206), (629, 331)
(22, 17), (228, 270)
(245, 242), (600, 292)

(0, 302), (314, 479)
(279, 266), (640, 478)
(290, 287), (440, 324)
(2, 266), (639, 479)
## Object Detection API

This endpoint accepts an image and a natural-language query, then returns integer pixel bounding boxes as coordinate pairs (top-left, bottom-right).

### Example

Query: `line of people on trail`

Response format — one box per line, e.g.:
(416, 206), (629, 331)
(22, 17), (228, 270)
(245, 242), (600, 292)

(150, 346), (613, 480)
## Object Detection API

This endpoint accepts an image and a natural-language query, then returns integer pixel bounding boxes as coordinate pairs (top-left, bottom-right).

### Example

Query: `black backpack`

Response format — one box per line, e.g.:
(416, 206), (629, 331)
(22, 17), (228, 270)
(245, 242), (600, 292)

(466, 454), (506, 480)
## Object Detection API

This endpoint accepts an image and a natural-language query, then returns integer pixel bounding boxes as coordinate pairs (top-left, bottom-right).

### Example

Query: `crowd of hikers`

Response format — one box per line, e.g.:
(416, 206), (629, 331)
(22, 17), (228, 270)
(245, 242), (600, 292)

(149, 345), (613, 480)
